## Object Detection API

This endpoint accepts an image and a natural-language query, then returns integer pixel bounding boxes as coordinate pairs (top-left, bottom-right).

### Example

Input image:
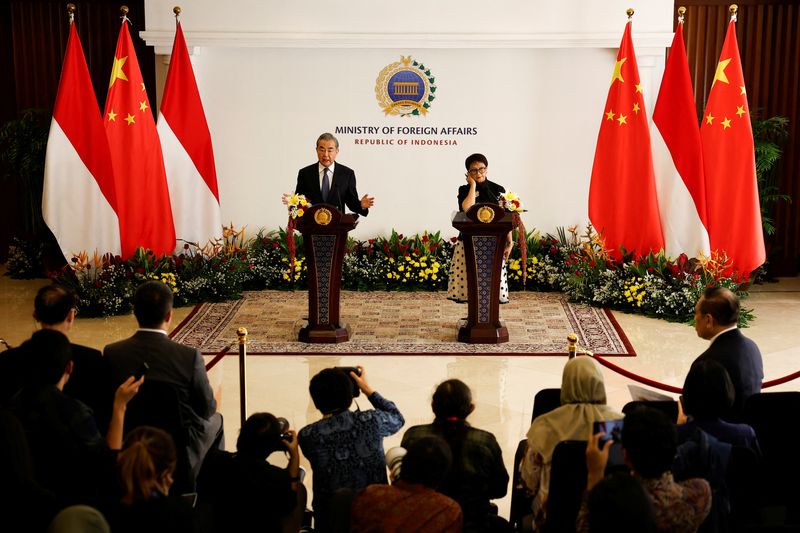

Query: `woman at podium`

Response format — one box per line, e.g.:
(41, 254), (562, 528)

(447, 153), (513, 304)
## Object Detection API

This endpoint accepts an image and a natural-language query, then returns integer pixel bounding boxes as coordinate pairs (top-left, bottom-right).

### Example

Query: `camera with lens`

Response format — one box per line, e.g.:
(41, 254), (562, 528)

(276, 417), (293, 443)
(335, 366), (363, 398)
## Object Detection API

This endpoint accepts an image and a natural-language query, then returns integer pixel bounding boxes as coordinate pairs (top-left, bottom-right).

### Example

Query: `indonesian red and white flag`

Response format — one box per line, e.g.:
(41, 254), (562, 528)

(700, 19), (765, 275)
(157, 21), (222, 250)
(588, 20), (664, 259)
(105, 19), (175, 258)
(651, 21), (710, 259)
(43, 22), (121, 261)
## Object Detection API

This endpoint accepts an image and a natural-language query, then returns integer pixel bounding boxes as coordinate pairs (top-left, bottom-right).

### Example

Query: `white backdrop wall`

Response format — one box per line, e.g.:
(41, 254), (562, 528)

(143, 0), (673, 240)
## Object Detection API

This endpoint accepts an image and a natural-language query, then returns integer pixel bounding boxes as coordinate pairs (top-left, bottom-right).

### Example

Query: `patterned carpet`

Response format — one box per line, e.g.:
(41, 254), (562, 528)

(171, 291), (635, 356)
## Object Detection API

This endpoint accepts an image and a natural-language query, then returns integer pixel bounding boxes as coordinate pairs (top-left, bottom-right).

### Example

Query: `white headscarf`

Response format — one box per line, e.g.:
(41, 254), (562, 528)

(524, 356), (622, 501)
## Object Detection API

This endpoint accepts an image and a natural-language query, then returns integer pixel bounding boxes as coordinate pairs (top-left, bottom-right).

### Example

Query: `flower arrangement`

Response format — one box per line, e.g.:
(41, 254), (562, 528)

(284, 193), (310, 274)
(499, 191), (526, 213)
(26, 223), (752, 325)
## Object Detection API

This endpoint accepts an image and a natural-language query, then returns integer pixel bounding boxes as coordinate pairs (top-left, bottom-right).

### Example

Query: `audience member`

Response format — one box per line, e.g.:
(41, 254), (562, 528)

(0, 285), (109, 425)
(48, 505), (111, 533)
(520, 356), (622, 528)
(108, 426), (199, 533)
(198, 412), (306, 533)
(692, 286), (763, 421)
(298, 365), (404, 532)
(619, 407), (711, 532)
(679, 359), (760, 451)
(576, 432), (657, 533)
(10, 329), (141, 509)
(350, 435), (463, 532)
(104, 281), (223, 480)
(0, 408), (57, 533)
(402, 379), (510, 532)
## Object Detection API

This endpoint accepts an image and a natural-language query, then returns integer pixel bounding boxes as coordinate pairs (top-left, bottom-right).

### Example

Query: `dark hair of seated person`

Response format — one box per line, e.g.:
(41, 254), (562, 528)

(400, 435), (453, 488)
(588, 472), (657, 533)
(621, 407), (677, 479)
(117, 426), (176, 505)
(133, 281), (173, 329)
(236, 412), (286, 459)
(309, 368), (354, 415)
(33, 284), (77, 325)
(25, 329), (72, 386)
(682, 359), (735, 420)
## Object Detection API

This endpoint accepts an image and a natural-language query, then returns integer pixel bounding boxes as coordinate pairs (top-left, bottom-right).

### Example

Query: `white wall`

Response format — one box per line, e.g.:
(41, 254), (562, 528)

(143, 0), (673, 240)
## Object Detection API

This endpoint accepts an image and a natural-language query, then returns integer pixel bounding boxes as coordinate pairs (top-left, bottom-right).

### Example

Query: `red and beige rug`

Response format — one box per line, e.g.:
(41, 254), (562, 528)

(170, 291), (635, 357)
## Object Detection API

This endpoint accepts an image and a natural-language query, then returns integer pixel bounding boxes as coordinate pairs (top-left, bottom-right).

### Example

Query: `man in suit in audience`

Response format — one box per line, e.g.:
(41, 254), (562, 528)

(0, 285), (110, 429)
(104, 280), (223, 479)
(692, 286), (764, 421)
(287, 132), (374, 215)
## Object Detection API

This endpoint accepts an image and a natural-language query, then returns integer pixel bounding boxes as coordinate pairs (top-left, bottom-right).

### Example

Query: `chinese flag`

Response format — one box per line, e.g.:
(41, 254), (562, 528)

(700, 20), (765, 276)
(157, 21), (222, 251)
(104, 20), (175, 258)
(588, 21), (664, 259)
(43, 22), (121, 261)
(652, 22), (710, 260)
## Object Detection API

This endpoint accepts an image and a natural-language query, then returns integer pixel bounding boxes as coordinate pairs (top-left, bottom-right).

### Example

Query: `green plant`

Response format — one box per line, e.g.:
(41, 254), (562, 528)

(751, 115), (791, 236)
(0, 109), (50, 237)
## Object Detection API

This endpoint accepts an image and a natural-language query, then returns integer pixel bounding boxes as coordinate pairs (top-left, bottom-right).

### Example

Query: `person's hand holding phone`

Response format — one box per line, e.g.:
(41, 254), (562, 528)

(586, 428), (612, 491)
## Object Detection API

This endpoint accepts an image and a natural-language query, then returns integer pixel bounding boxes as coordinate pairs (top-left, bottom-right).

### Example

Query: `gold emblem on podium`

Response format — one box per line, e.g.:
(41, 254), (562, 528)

(477, 206), (495, 223)
(314, 208), (332, 226)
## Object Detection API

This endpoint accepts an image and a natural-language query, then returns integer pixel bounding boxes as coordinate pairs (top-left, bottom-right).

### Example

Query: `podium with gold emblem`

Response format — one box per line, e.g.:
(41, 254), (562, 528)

(295, 204), (359, 343)
(452, 203), (513, 344)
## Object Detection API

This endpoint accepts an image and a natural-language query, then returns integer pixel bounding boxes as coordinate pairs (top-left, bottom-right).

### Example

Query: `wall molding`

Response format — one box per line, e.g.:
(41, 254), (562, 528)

(140, 30), (674, 56)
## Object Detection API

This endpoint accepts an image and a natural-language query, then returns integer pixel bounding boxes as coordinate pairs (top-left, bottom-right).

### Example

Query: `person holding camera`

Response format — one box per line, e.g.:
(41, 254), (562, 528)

(198, 412), (305, 533)
(298, 365), (404, 533)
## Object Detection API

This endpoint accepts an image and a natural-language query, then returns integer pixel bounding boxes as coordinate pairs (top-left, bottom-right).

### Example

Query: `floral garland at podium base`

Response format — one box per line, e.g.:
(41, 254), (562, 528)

(285, 194), (310, 274)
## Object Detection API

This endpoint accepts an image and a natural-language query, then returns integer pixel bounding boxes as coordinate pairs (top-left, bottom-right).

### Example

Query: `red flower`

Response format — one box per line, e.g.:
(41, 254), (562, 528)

(383, 243), (390, 252)
(550, 246), (558, 254)
(589, 259), (597, 267)
(575, 270), (582, 277)
(422, 235), (429, 243)
(183, 243), (190, 250)
(450, 237), (458, 243)
(272, 243), (280, 249)
(647, 267), (654, 273)
(368, 239), (375, 245)
(413, 248), (420, 255)
(135, 267), (144, 274)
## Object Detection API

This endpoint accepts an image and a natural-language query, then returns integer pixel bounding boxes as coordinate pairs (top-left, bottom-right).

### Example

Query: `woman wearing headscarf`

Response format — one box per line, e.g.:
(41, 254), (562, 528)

(519, 356), (622, 529)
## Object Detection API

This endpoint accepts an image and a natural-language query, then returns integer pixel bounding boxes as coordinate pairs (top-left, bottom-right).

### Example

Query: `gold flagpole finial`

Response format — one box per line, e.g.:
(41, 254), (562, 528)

(173, 6), (181, 18)
(677, 6), (686, 24)
(626, 8), (634, 20)
(729, 4), (738, 21)
(66, 3), (76, 22)
(120, 5), (129, 16)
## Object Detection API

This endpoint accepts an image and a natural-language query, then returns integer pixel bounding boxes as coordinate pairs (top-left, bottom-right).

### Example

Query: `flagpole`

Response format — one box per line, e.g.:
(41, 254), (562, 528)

(120, 5), (130, 24)
(729, 4), (738, 22)
(174, 5), (181, 25)
(627, 8), (634, 20)
(67, 3), (75, 24)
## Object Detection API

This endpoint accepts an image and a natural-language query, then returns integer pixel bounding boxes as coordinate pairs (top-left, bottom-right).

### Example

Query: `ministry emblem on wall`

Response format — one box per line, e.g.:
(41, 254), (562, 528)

(375, 56), (437, 116)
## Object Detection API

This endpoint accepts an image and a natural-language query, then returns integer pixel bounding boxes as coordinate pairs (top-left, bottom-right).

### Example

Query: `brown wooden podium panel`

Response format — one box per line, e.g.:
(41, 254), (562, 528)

(452, 203), (514, 344)
(295, 204), (358, 343)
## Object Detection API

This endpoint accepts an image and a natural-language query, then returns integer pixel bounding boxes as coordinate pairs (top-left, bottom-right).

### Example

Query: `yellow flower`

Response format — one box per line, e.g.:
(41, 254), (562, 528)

(296, 208), (304, 217)
(386, 273), (393, 279)
(398, 266), (404, 272)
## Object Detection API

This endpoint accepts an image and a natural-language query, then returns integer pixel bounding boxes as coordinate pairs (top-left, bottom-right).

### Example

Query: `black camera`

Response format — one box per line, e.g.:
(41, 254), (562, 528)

(276, 417), (293, 443)
(335, 366), (362, 398)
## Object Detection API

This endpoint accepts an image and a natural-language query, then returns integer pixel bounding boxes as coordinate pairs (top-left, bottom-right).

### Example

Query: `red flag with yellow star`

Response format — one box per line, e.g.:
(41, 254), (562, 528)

(700, 19), (765, 276)
(588, 21), (664, 259)
(104, 20), (175, 258)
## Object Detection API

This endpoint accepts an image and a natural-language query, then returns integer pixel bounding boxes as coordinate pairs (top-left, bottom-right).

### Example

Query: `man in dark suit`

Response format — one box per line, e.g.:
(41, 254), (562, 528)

(690, 286), (764, 421)
(289, 132), (374, 215)
(0, 285), (110, 430)
(104, 280), (224, 478)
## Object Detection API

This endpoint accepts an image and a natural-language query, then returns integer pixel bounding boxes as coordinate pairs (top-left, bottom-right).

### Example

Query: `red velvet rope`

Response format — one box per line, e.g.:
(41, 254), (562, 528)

(204, 345), (231, 372)
(591, 353), (800, 394)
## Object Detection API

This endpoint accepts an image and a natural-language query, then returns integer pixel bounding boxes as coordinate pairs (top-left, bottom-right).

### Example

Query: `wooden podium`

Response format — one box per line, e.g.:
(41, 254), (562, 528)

(452, 203), (513, 344)
(295, 204), (358, 343)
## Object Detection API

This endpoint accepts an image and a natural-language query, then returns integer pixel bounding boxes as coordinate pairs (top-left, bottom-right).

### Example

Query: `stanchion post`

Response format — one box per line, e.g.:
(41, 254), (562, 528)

(567, 333), (577, 359)
(237, 327), (248, 427)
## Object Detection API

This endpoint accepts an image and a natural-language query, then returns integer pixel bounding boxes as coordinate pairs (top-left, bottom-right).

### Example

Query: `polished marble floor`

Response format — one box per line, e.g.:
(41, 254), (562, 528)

(2, 271), (799, 517)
